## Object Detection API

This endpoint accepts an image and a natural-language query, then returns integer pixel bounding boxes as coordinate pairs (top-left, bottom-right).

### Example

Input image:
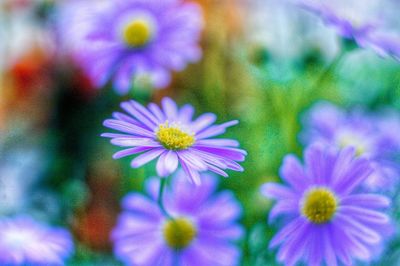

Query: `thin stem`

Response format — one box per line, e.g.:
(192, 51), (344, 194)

(314, 50), (345, 88)
(295, 49), (347, 115)
(158, 178), (172, 219)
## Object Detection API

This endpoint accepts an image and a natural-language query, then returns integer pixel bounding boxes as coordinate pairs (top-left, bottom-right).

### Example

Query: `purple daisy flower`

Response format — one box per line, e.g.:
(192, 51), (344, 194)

(0, 216), (74, 265)
(301, 101), (400, 191)
(60, 0), (203, 94)
(112, 171), (244, 266)
(261, 144), (391, 266)
(102, 97), (247, 184)
(296, 0), (400, 61)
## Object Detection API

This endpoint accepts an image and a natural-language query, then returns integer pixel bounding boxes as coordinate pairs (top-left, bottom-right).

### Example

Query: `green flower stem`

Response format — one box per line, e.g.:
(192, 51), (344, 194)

(311, 49), (347, 95)
(158, 178), (173, 219)
(295, 48), (347, 114)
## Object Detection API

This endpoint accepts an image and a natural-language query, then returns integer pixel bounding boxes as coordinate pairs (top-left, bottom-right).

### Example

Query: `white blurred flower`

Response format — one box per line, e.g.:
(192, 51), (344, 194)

(0, 146), (49, 215)
(245, 0), (339, 61)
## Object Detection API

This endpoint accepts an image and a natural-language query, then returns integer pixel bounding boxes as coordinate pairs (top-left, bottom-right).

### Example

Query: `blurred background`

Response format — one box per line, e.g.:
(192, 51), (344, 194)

(1, 0), (400, 265)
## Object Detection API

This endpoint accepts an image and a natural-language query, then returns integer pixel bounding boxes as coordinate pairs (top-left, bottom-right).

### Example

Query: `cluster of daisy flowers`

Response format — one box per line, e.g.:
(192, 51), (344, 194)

(6, 0), (396, 264)
(301, 101), (400, 191)
(101, 97), (247, 265)
(261, 101), (400, 266)
(101, 94), (399, 265)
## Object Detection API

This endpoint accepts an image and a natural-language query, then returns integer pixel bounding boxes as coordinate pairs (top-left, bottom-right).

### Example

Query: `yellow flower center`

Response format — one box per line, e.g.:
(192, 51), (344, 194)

(301, 188), (337, 224)
(122, 19), (153, 47)
(156, 122), (195, 150)
(163, 218), (197, 250)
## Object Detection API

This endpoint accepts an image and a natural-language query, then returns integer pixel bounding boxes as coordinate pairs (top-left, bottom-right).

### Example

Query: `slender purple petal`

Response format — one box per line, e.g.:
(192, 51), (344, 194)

(113, 147), (154, 159)
(130, 149), (164, 168)
(156, 151), (179, 177)
(196, 120), (239, 139)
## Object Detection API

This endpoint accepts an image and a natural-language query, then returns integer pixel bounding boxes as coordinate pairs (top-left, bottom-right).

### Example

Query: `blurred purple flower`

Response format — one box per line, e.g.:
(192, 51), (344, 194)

(59, 0), (203, 94)
(262, 144), (391, 266)
(102, 97), (247, 184)
(301, 101), (400, 191)
(0, 216), (74, 265)
(296, 0), (400, 61)
(112, 172), (243, 266)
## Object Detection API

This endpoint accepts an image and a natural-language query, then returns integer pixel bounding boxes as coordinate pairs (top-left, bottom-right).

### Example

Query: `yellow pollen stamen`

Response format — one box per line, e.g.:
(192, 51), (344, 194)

(156, 122), (195, 150)
(301, 188), (337, 224)
(122, 19), (152, 47)
(163, 218), (197, 250)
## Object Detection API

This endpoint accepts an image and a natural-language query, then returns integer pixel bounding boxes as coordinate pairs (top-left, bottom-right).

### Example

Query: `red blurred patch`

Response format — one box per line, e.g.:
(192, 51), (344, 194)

(8, 47), (53, 99)
(73, 160), (121, 251)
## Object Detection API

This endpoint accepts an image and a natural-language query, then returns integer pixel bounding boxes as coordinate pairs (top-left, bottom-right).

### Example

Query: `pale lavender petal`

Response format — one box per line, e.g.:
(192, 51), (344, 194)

(277, 222), (310, 265)
(193, 146), (247, 162)
(341, 194), (390, 209)
(269, 217), (306, 248)
(156, 151), (179, 177)
(193, 150), (244, 172)
(191, 113), (217, 132)
(186, 238), (241, 266)
(205, 164), (229, 177)
(180, 245), (216, 266)
(162, 97), (178, 120)
(200, 224), (244, 241)
(130, 149), (164, 168)
(110, 137), (158, 147)
(180, 158), (201, 185)
(196, 120), (239, 139)
(334, 157), (374, 195)
(304, 144), (329, 185)
(189, 149), (232, 169)
(261, 183), (296, 200)
(279, 154), (310, 192)
(196, 139), (240, 147)
(197, 191), (242, 224)
(112, 214), (160, 238)
(328, 224), (353, 265)
(307, 227), (323, 266)
(177, 150), (208, 171)
(339, 206), (390, 224)
(166, 171), (217, 212)
(178, 104), (194, 123)
(103, 119), (154, 138)
(334, 214), (381, 244)
(148, 103), (165, 122)
(121, 101), (157, 130)
(121, 194), (162, 219)
(269, 200), (299, 223)
(322, 227), (338, 266)
(130, 100), (160, 126)
(112, 146), (154, 159)
(153, 248), (174, 265)
(330, 147), (357, 187)
(101, 133), (135, 138)
(114, 238), (164, 265)
(112, 112), (139, 125)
